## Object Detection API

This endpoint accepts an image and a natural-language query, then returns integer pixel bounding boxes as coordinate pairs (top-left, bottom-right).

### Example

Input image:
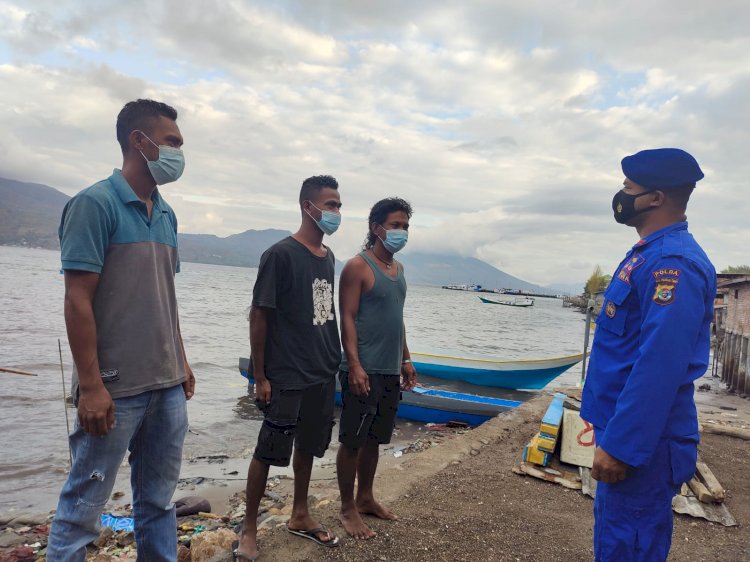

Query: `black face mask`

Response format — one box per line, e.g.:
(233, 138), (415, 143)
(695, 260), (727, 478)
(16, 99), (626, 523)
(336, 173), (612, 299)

(612, 189), (655, 224)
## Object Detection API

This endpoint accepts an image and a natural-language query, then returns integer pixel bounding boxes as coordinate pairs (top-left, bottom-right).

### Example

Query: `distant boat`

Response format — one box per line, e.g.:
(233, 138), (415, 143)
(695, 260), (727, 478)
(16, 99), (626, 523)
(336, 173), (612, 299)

(478, 296), (534, 307)
(411, 351), (583, 390)
(237, 358), (521, 426)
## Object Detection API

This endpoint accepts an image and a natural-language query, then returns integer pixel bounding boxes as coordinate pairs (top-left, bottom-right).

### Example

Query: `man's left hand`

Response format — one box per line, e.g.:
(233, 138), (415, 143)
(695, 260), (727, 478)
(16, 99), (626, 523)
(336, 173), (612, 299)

(401, 362), (417, 391)
(183, 364), (196, 400)
(591, 447), (629, 483)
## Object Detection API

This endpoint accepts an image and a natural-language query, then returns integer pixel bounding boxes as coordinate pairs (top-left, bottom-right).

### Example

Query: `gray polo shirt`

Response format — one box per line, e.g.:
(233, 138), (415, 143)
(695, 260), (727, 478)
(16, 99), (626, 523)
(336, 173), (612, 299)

(59, 169), (186, 401)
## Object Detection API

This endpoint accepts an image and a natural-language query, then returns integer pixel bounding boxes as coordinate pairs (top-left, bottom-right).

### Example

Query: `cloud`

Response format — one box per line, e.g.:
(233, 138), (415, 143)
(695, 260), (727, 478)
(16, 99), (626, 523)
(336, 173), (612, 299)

(0, 0), (748, 284)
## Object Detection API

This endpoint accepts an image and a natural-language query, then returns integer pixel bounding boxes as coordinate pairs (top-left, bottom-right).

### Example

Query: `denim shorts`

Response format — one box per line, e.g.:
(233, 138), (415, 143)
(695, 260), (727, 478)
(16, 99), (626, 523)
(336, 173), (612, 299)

(253, 378), (335, 467)
(338, 371), (401, 449)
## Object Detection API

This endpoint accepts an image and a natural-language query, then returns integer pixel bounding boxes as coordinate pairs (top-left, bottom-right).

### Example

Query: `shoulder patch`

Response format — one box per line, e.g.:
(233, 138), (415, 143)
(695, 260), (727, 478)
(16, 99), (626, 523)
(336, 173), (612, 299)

(605, 301), (616, 318)
(616, 253), (645, 285)
(652, 268), (681, 306)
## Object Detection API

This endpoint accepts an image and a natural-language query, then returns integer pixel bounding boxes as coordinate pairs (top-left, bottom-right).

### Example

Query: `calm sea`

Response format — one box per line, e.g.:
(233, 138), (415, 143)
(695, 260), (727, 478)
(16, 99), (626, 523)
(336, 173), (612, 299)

(0, 246), (586, 513)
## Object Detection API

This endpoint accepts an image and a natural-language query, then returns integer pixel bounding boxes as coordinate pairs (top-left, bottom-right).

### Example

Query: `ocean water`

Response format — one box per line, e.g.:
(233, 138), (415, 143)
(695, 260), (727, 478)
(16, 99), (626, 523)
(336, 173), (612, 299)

(0, 246), (587, 513)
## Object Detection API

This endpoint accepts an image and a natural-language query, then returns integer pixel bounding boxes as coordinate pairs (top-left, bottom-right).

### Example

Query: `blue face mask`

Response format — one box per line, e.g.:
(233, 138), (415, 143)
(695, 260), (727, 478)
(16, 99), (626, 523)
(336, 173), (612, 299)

(138, 132), (185, 185)
(306, 202), (341, 235)
(379, 227), (408, 253)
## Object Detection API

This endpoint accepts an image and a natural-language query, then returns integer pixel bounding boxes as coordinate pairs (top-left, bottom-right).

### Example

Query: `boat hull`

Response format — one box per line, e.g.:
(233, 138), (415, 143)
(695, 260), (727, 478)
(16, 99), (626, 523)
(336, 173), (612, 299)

(411, 352), (583, 390)
(238, 358), (521, 426)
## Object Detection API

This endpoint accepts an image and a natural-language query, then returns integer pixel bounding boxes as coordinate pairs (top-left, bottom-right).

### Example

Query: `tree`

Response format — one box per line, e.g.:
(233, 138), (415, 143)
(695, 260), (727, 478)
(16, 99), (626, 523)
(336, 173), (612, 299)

(584, 266), (611, 296)
(721, 265), (750, 274)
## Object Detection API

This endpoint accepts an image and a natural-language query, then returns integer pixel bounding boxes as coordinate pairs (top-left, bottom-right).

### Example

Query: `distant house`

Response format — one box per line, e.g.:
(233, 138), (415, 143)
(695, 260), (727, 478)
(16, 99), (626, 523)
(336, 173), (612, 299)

(715, 275), (750, 395)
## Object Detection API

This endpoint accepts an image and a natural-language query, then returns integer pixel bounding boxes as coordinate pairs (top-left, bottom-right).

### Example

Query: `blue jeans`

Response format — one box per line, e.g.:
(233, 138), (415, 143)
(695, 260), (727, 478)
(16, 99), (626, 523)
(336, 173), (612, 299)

(46, 384), (188, 562)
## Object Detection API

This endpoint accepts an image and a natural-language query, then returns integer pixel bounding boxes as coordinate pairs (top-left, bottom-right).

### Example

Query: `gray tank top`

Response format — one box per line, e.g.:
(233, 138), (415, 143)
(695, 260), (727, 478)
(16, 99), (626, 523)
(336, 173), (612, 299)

(340, 251), (407, 375)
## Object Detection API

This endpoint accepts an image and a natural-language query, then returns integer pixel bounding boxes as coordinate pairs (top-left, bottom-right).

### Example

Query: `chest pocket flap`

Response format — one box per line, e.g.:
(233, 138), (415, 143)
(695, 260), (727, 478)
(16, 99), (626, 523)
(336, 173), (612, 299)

(597, 281), (632, 336)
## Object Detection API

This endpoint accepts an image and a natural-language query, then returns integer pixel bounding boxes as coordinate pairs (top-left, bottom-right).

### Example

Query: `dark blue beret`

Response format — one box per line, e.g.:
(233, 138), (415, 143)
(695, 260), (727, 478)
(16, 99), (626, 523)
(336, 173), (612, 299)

(621, 148), (704, 189)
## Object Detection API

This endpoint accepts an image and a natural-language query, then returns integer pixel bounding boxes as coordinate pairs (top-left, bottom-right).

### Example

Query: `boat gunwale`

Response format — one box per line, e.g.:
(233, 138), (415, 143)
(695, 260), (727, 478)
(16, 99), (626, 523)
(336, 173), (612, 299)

(411, 351), (583, 366)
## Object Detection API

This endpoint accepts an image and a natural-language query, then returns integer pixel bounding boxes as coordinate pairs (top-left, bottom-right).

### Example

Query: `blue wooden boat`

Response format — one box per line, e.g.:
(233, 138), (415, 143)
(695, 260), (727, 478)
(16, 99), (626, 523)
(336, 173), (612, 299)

(411, 351), (583, 390)
(238, 358), (521, 426)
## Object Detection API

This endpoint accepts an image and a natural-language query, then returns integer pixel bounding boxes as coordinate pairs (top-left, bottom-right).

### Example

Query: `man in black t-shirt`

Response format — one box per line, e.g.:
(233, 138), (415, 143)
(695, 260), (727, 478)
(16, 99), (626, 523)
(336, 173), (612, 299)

(234, 176), (343, 560)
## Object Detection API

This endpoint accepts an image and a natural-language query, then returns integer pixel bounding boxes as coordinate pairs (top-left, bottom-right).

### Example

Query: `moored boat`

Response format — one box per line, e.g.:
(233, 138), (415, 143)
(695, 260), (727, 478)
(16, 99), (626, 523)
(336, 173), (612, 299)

(238, 358), (521, 426)
(411, 351), (583, 390)
(478, 296), (534, 307)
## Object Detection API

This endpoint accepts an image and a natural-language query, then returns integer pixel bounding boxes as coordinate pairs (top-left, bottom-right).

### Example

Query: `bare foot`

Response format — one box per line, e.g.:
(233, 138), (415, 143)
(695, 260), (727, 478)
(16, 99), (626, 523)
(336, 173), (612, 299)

(236, 525), (258, 561)
(340, 506), (377, 539)
(287, 514), (339, 545)
(357, 498), (399, 520)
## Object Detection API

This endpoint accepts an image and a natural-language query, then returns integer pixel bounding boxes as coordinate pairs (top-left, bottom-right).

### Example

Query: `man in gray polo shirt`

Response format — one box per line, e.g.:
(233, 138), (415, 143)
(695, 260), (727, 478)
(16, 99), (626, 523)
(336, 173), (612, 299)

(46, 99), (194, 562)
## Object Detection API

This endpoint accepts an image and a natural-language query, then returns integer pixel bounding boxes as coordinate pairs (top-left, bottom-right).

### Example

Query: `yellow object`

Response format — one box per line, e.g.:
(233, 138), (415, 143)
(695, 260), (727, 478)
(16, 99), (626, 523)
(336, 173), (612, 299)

(537, 433), (557, 453)
(523, 433), (550, 466)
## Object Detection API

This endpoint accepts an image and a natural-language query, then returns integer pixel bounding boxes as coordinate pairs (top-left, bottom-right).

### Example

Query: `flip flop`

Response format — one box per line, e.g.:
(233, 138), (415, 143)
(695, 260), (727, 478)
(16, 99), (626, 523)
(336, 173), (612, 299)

(231, 540), (258, 561)
(286, 525), (341, 547)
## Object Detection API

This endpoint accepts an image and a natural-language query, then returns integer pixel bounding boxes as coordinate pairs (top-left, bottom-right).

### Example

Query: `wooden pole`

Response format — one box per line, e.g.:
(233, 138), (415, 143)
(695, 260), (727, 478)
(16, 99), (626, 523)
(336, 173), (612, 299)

(58, 339), (73, 468)
(0, 367), (37, 376)
(580, 298), (595, 386)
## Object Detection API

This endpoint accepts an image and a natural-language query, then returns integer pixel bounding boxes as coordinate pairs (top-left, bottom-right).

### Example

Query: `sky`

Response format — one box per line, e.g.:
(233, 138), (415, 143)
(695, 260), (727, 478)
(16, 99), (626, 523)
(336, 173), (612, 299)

(1, 0), (748, 288)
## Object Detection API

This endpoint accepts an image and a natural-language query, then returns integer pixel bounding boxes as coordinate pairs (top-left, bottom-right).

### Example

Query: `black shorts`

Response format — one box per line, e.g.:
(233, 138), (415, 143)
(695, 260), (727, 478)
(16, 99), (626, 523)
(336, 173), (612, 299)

(253, 379), (335, 467)
(338, 371), (401, 449)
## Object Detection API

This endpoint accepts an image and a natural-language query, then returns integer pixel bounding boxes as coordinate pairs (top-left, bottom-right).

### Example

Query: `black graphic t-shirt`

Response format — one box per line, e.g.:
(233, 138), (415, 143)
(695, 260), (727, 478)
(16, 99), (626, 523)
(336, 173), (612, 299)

(251, 236), (341, 388)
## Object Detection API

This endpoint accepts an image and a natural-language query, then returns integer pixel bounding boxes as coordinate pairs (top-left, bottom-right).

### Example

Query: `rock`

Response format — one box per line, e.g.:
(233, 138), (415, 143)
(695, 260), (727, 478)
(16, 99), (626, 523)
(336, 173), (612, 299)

(177, 544), (191, 562)
(280, 505), (293, 516)
(93, 526), (114, 548)
(480, 438), (490, 445)
(264, 491), (283, 503)
(7, 513), (49, 526)
(257, 515), (288, 530)
(0, 530), (26, 548)
(91, 554), (116, 562)
(115, 531), (135, 547)
(470, 442), (483, 451)
(316, 499), (332, 508)
(175, 496), (212, 517)
(8, 546), (35, 562)
(190, 528), (237, 562)
(470, 449), (480, 456)
(268, 507), (283, 516)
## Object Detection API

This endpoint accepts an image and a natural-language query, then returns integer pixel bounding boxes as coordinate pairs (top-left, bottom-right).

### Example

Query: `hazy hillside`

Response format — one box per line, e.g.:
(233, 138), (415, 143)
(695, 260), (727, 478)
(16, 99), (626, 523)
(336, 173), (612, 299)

(178, 229), (291, 268)
(0, 177), (71, 249)
(0, 176), (567, 293)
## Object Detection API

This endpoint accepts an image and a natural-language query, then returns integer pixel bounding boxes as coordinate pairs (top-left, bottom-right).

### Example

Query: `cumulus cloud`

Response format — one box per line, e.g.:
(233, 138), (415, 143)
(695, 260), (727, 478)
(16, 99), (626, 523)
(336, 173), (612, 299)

(0, 0), (748, 285)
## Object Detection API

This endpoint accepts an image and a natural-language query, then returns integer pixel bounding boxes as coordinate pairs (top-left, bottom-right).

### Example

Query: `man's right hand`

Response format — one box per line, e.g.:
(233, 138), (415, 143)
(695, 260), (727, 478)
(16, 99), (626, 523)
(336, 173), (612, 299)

(77, 386), (115, 436)
(254, 376), (272, 404)
(349, 365), (370, 396)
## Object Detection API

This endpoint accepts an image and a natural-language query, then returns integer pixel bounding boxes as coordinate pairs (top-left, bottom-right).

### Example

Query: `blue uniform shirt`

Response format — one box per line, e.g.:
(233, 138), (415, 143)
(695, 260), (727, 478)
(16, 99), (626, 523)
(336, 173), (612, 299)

(581, 222), (715, 469)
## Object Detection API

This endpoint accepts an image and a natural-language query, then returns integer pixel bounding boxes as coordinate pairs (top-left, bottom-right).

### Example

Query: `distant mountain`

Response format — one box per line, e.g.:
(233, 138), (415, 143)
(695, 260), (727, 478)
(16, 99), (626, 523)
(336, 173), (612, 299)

(0, 176), (567, 293)
(178, 229), (291, 268)
(397, 253), (557, 294)
(0, 177), (71, 249)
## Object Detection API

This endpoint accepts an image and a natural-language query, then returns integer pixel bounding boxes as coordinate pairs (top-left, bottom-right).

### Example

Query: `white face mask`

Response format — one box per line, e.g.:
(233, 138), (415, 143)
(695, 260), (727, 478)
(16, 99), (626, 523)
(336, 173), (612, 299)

(137, 131), (185, 185)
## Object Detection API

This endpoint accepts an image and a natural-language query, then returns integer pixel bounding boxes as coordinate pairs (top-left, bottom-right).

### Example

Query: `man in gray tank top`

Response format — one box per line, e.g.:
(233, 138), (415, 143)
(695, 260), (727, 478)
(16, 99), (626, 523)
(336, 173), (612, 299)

(337, 197), (417, 540)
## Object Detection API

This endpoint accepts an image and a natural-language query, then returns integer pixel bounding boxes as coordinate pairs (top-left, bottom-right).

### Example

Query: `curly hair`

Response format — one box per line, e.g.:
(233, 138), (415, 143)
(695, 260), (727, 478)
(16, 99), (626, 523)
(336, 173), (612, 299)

(364, 197), (413, 249)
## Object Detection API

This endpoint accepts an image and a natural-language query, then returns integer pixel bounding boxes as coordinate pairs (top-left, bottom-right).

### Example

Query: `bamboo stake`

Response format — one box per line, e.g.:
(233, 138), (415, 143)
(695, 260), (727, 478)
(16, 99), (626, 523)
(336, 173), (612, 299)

(0, 367), (37, 376)
(58, 339), (73, 468)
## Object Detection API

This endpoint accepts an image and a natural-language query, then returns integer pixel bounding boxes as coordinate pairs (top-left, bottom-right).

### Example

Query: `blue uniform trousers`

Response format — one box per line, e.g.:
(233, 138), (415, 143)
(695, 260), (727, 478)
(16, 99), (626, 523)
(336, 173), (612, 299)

(593, 435), (691, 561)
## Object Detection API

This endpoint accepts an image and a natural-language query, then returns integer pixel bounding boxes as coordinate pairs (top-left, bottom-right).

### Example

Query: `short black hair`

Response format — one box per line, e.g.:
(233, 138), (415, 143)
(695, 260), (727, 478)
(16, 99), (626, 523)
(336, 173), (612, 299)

(365, 197), (413, 249)
(299, 175), (339, 205)
(663, 184), (694, 211)
(116, 99), (178, 153)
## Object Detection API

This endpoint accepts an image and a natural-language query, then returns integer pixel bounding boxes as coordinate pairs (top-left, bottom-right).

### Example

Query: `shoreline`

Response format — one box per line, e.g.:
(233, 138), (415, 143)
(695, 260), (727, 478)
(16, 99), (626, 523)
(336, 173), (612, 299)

(1, 370), (748, 560)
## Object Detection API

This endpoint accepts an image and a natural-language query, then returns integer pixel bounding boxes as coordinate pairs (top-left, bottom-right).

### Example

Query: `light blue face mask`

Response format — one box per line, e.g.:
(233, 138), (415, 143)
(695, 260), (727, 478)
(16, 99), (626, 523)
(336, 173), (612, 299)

(137, 132), (185, 185)
(379, 227), (408, 253)
(306, 202), (341, 235)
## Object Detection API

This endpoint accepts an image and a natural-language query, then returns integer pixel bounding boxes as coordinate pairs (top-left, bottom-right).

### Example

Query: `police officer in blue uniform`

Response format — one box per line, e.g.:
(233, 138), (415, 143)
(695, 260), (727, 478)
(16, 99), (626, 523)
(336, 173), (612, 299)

(581, 148), (716, 561)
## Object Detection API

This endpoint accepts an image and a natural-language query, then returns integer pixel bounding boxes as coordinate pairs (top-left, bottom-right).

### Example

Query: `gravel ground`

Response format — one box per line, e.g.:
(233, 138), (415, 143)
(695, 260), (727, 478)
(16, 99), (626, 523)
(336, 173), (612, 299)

(254, 393), (750, 562)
